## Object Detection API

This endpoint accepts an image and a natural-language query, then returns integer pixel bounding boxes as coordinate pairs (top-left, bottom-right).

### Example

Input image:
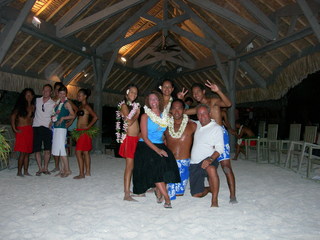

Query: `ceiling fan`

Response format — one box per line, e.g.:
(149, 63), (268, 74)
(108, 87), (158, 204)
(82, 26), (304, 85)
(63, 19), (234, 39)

(155, 35), (180, 53)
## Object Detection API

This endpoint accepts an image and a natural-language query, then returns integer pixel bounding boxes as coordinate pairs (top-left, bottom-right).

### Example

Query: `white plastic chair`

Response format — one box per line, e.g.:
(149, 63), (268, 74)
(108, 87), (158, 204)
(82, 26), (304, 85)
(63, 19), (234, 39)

(245, 121), (265, 161)
(306, 144), (320, 179)
(278, 124), (301, 166)
(285, 126), (318, 173)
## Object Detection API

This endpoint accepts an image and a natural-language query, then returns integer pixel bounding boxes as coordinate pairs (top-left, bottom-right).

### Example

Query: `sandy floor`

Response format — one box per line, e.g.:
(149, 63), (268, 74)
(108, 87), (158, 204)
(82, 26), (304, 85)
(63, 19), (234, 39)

(0, 153), (320, 240)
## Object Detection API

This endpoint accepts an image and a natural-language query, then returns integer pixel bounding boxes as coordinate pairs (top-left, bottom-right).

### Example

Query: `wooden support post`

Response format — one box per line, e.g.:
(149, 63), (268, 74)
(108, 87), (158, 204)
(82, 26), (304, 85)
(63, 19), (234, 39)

(227, 59), (239, 153)
(92, 57), (103, 153)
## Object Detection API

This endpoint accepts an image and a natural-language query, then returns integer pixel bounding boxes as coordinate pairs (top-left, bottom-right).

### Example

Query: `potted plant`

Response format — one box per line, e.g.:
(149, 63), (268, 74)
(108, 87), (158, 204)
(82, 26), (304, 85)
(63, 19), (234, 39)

(0, 128), (10, 168)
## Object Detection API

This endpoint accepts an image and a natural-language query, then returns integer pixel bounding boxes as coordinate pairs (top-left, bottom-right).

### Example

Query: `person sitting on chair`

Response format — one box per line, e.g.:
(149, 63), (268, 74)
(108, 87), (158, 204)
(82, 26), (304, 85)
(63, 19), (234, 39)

(232, 120), (256, 160)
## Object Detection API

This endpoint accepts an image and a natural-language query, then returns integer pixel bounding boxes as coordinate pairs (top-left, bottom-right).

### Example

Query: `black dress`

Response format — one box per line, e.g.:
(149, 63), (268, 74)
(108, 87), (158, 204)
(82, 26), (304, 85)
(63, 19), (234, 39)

(133, 117), (181, 194)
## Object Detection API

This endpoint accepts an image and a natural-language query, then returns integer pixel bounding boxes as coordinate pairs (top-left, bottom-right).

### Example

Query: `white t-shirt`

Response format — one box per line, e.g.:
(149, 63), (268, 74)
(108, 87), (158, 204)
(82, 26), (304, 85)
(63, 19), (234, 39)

(33, 97), (55, 128)
(190, 120), (224, 164)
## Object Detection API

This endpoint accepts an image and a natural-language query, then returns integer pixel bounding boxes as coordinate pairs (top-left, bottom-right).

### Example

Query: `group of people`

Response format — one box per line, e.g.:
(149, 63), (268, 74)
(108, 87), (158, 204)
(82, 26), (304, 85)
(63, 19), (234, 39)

(10, 82), (97, 179)
(117, 79), (238, 208)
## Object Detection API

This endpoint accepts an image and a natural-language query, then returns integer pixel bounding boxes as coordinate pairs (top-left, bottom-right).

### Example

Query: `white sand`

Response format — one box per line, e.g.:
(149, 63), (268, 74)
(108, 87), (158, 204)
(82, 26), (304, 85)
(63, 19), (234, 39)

(1, 153), (320, 240)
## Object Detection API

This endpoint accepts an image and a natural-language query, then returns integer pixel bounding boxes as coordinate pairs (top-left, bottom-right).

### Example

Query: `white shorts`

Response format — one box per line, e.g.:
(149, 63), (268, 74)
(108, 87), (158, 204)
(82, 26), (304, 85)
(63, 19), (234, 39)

(52, 128), (67, 156)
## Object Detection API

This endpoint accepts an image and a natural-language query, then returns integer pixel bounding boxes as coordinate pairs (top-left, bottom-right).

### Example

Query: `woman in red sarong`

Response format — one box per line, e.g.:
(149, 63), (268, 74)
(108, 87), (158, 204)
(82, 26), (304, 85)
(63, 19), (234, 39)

(10, 88), (35, 177)
(73, 89), (98, 179)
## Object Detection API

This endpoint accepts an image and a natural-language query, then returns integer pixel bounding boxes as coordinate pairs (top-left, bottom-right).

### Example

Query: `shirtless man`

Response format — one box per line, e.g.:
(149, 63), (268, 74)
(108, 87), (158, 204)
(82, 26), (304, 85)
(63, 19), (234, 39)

(179, 80), (238, 203)
(164, 99), (196, 200)
(11, 88), (35, 176)
(73, 88), (98, 179)
(233, 120), (256, 160)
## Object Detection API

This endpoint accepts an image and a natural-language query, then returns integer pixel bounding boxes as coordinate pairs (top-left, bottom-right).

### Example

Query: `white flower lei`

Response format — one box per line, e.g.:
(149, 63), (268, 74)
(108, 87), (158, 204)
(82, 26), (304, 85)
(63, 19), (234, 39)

(144, 105), (169, 128)
(51, 98), (67, 122)
(163, 96), (173, 116)
(115, 101), (140, 143)
(168, 114), (188, 138)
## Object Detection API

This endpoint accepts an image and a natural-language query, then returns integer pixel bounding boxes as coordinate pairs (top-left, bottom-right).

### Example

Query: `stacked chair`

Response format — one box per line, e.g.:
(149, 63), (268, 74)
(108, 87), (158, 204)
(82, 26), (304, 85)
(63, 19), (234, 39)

(285, 126), (318, 174)
(278, 124), (301, 166)
(245, 122), (279, 163)
(245, 121), (265, 161)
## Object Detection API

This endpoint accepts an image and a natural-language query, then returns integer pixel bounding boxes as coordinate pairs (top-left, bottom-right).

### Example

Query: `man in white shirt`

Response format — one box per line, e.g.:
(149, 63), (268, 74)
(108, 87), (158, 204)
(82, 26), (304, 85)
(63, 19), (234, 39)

(190, 104), (224, 207)
(33, 84), (55, 176)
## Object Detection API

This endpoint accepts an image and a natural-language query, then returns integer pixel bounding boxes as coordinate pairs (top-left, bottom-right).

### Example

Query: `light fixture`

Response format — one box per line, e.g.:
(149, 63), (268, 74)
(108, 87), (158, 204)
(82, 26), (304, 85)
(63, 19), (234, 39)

(120, 56), (127, 63)
(246, 42), (254, 52)
(32, 16), (41, 28)
(84, 72), (88, 77)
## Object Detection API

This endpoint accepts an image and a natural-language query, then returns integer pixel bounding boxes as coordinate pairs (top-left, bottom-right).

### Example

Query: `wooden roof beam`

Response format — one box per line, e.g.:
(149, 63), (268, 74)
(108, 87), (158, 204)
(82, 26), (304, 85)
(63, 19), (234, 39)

(57, 0), (145, 38)
(238, 27), (313, 62)
(63, 59), (91, 85)
(239, 0), (277, 34)
(297, 0), (320, 42)
(96, 0), (159, 55)
(188, 0), (276, 40)
(55, 0), (94, 30)
(0, 0), (36, 63)
(108, 14), (190, 50)
(239, 61), (266, 88)
(0, 1), (13, 8)
(175, 0), (235, 57)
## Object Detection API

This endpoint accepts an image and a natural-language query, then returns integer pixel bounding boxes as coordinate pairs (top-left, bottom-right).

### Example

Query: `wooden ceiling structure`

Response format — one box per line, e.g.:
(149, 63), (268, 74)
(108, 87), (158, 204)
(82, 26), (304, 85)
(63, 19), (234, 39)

(1, 0), (320, 106)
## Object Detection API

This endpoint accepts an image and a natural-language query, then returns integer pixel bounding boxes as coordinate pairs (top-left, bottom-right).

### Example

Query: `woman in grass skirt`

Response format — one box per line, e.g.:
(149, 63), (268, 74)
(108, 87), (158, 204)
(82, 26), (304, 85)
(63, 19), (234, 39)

(133, 91), (180, 208)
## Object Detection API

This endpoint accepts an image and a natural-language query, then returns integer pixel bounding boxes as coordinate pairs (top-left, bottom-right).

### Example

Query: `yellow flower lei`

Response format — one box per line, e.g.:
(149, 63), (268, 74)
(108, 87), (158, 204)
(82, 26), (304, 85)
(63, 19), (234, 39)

(168, 114), (188, 138)
(144, 105), (169, 127)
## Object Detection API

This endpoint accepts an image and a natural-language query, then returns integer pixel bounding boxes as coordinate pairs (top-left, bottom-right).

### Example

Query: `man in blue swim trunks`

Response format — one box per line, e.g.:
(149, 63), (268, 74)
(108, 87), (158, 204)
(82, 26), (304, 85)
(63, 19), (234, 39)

(165, 99), (197, 200)
(179, 80), (238, 204)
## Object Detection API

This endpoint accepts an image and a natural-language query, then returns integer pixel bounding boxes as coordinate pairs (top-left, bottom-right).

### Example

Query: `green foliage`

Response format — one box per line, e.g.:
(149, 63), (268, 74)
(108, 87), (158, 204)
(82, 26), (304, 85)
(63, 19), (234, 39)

(0, 128), (10, 164)
(71, 127), (99, 141)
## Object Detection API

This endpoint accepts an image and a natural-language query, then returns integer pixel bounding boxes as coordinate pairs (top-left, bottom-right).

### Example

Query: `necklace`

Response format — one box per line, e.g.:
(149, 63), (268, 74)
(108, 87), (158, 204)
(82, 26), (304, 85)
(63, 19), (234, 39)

(163, 96), (173, 116)
(51, 98), (67, 122)
(144, 105), (169, 128)
(115, 101), (140, 143)
(168, 114), (188, 138)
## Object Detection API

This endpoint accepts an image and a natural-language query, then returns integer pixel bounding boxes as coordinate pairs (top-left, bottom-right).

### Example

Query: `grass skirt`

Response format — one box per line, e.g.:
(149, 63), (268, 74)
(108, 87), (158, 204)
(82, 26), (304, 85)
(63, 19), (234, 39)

(133, 141), (181, 194)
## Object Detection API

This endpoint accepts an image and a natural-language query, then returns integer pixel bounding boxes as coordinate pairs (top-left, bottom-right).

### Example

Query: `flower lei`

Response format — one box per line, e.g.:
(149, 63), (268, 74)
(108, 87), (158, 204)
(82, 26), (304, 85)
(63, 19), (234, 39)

(163, 97), (173, 116)
(51, 98), (67, 122)
(168, 114), (189, 138)
(115, 100), (140, 143)
(143, 105), (169, 128)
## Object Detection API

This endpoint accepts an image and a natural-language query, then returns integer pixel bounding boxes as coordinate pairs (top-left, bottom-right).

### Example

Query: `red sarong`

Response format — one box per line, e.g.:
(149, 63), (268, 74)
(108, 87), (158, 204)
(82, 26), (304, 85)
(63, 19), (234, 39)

(242, 139), (257, 146)
(119, 136), (139, 159)
(14, 125), (33, 153)
(75, 129), (92, 151)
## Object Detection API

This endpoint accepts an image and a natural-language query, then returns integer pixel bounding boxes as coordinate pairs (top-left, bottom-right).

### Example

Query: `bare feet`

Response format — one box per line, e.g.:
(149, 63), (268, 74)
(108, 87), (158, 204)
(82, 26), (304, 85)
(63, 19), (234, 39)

(50, 167), (60, 173)
(24, 172), (32, 176)
(229, 197), (238, 204)
(73, 175), (85, 179)
(154, 189), (164, 204)
(164, 202), (172, 208)
(211, 199), (219, 207)
(61, 171), (71, 178)
(17, 173), (24, 177)
(42, 170), (51, 175)
(131, 193), (146, 197)
(85, 172), (91, 177)
(123, 195), (138, 202)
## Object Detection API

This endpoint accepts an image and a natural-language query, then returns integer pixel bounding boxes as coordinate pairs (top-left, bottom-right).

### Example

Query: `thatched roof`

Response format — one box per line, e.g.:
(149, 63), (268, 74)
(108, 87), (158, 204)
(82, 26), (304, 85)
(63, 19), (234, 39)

(1, 0), (320, 106)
